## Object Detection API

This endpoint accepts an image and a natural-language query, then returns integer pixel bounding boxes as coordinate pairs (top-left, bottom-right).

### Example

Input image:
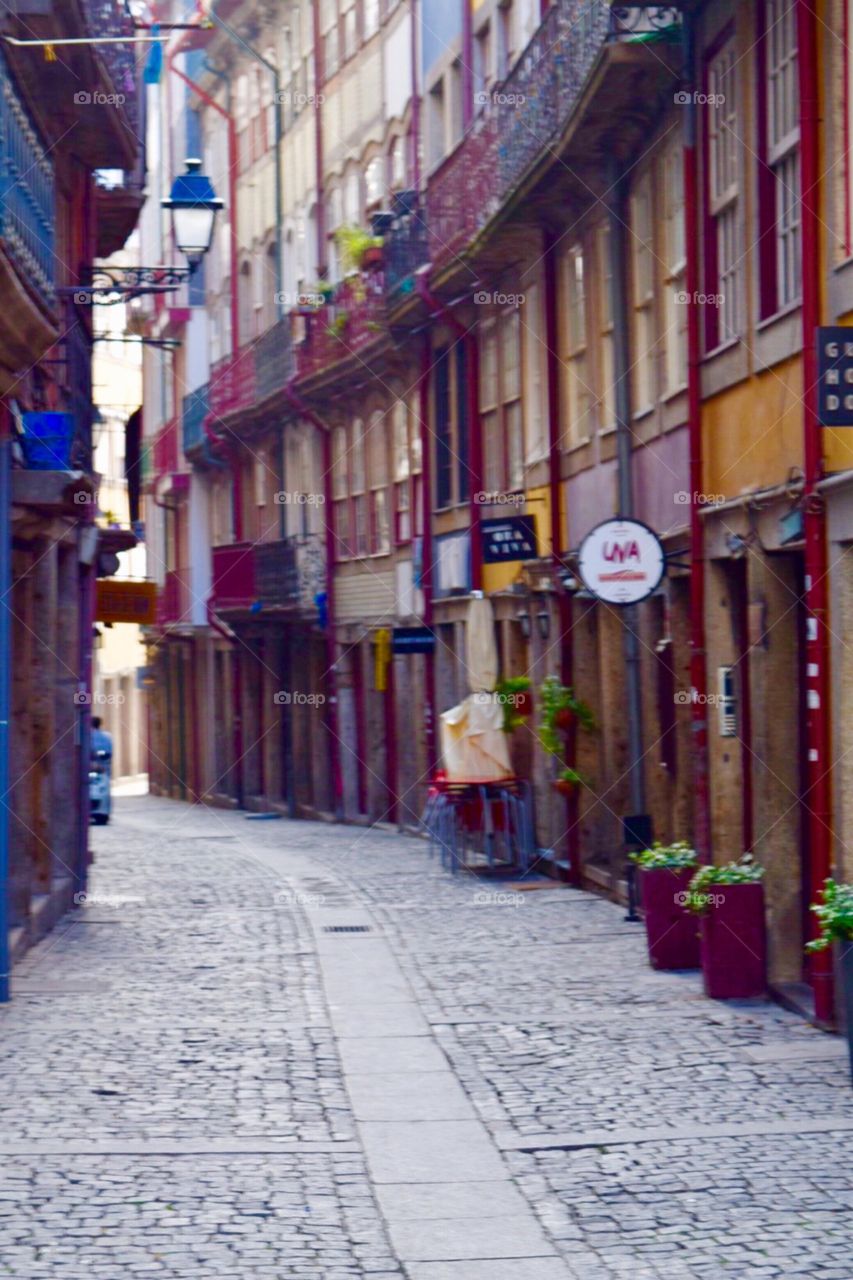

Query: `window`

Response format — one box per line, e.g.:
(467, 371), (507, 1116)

(351, 418), (367, 555)
(428, 79), (446, 168)
(562, 243), (591, 445)
(479, 309), (523, 491)
(363, 0), (380, 39)
(705, 33), (740, 346)
(367, 411), (390, 554)
(631, 169), (656, 412)
(522, 280), (547, 463)
(342, 0), (357, 60)
(662, 140), (687, 393)
(365, 155), (384, 207)
(474, 22), (492, 103)
(389, 135), (406, 188)
(321, 0), (339, 77)
(332, 426), (351, 557)
(498, 0), (516, 77)
(433, 345), (468, 508)
(597, 225), (615, 431)
(759, 0), (800, 313)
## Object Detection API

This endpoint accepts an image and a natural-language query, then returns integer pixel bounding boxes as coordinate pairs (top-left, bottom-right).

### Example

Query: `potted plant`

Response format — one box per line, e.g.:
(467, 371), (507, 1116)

(553, 767), (584, 797)
(335, 224), (384, 273)
(630, 841), (700, 970)
(494, 675), (532, 732)
(538, 675), (594, 754)
(806, 879), (853, 1081)
(686, 855), (766, 999)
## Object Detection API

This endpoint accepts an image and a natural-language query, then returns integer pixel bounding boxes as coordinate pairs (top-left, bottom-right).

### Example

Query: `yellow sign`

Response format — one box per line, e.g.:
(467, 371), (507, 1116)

(96, 580), (158, 625)
(374, 628), (391, 692)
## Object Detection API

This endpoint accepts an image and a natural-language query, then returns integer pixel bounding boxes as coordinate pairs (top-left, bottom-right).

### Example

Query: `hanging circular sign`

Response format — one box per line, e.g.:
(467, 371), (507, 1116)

(577, 517), (666, 606)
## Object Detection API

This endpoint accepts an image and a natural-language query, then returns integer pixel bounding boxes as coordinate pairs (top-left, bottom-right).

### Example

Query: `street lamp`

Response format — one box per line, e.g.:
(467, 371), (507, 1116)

(162, 159), (224, 268)
(62, 159), (223, 305)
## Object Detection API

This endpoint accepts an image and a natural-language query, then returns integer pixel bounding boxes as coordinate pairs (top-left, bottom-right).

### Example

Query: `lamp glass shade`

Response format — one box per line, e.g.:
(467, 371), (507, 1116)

(171, 205), (218, 261)
(162, 159), (223, 264)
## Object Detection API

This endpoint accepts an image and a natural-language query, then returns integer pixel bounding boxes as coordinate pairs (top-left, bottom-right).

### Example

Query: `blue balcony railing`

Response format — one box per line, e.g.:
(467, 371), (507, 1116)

(182, 384), (210, 455)
(0, 56), (55, 307)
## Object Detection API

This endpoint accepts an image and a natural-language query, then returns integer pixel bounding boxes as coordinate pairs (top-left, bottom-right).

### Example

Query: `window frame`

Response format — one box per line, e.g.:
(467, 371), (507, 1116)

(756, 0), (801, 318)
(703, 25), (742, 350)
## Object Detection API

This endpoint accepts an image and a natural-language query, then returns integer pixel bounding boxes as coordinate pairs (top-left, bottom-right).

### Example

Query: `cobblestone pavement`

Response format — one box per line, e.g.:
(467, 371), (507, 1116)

(0, 795), (850, 1279)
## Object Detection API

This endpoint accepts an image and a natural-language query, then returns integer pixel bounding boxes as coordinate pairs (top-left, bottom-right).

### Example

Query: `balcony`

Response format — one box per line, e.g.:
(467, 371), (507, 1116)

(255, 534), (326, 612)
(182, 384), (209, 456)
(157, 568), (192, 627)
(294, 276), (387, 382)
(152, 418), (179, 482)
(212, 536), (326, 615)
(387, 1), (680, 277)
(0, 52), (58, 390)
(209, 345), (256, 422)
(254, 315), (295, 404)
(212, 542), (257, 611)
(2, 1), (140, 170)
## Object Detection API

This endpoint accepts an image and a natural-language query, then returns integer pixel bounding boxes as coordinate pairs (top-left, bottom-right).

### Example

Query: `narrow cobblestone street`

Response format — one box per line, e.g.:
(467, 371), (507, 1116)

(1, 797), (851, 1279)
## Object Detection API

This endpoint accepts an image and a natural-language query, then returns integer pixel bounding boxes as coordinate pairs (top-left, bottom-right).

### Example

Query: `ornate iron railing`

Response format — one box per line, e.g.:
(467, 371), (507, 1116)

(254, 315), (295, 403)
(254, 533), (326, 612)
(295, 275), (387, 380)
(182, 384), (209, 455)
(384, 0), (681, 274)
(0, 53), (55, 307)
(80, 0), (140, 136)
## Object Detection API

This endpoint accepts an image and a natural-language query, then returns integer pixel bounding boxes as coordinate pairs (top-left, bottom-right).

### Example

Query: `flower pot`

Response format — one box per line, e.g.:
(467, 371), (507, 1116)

(552, 778), (576, 798)
(639, 867), (700, 970)
(840, 942), (853, 1085)
(554, 707), (574, 732)
(361, 246), (383, 269)
(699, 881), (766, 999)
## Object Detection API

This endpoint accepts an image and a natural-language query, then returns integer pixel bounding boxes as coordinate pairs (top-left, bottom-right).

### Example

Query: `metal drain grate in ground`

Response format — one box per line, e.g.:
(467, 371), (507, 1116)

(321, 925), (372, 934)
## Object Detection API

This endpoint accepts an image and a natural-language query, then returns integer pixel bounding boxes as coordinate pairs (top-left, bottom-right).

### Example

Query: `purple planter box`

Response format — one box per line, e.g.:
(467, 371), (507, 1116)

(699, 881), (767, 999)
(640, 867), (700, 970)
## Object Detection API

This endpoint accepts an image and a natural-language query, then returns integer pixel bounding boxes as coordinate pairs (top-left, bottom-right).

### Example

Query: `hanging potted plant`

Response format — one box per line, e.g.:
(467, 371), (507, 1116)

(537, 675), (594, 754)
(335, 224), (384, 273)
(806, 879), (853, 1081)
(686, 855), (766, 999)
(629, 841), (700, 971)
(553, 767), (585, 798)
(494, 675), (532, 732)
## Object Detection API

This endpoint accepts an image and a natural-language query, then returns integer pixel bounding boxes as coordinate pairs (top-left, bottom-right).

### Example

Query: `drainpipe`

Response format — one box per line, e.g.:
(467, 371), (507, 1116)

(0, 422), (10, 1001)
(607, 160), (646, 835)
(169, 42), (243, 540)
(311, 0), (327, 275)
(410, 0), (421, 192)
(683, 9), (711, 863)
(284, 381), (343, 819)
(797, 0), (834, 1026)
(543, 228), (580, 885)
(415, 271), (482, 590)
(418, 332), (438, 775)
(208, 11), (285, 318)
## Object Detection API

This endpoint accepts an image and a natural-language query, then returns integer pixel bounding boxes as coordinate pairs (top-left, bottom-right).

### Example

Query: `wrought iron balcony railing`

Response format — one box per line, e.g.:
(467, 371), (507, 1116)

(385, 1), (680, 277)
(182, 384), (209, 455)
(255, 315), (296, 404)
(295, 275), (387, 380)
(80, 0), (140, 136)
(0, 53), (55, 308)
(255, 533), (326, 613)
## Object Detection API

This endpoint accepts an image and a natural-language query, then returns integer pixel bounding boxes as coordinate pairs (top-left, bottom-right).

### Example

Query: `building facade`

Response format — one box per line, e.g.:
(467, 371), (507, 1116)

(143, 0), (851, 1027)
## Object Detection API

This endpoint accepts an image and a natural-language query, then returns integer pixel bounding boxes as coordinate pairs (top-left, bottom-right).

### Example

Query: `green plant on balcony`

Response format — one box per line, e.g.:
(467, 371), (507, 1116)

(335, 224), (384, 273)
(537, 675), (594, 755)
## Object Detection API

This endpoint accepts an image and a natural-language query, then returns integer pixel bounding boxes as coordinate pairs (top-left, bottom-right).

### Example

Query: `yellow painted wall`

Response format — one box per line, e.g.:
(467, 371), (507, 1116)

(704, 356), (804, 497)
(482, 484), (552, 595)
